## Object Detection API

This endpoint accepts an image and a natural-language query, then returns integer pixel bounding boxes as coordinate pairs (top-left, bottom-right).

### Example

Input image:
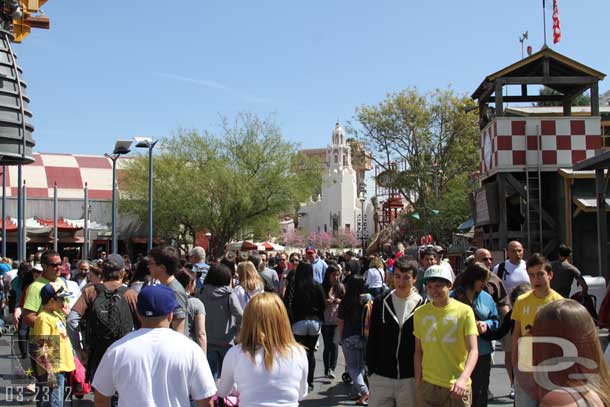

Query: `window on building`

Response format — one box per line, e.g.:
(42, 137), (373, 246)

(334, 155), (338, 163)
(345, 224), (350, 231)
(343, 155), (347, 166)
(324, 224), (327, 232)
(603, 121), (610, 148)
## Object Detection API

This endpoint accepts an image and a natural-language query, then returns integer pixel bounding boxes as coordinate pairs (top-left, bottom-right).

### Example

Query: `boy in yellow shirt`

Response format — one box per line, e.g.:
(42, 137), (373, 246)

(31, 282), (75, 407)
(511, 253), (563, 407)
(414, 265), (479, 407)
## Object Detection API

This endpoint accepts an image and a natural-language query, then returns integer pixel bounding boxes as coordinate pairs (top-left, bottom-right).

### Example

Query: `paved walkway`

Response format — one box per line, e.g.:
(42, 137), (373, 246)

(0, 329), (606, 406)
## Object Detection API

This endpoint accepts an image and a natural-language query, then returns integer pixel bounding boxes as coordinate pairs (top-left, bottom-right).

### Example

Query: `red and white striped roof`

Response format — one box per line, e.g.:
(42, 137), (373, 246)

(1, 153), (132, 200)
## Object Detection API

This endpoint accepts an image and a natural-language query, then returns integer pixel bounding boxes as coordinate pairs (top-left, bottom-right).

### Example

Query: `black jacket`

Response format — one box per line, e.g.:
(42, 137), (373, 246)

(366, 289), (424, 379)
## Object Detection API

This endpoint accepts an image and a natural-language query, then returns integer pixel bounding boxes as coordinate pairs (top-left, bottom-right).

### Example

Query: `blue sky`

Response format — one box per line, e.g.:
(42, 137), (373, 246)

(15, 0), (610, 155)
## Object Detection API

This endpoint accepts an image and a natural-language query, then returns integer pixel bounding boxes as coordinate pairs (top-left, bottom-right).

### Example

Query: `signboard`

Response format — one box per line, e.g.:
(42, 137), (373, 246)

(475, 189), (490, 225)
(474, 182), (499, 226)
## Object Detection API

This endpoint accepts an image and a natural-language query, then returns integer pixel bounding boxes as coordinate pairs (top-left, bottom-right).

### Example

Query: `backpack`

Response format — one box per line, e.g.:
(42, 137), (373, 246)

(497, 262), (507, 280)
(570, 291), (598, 322)
(86, 284), (134, 354)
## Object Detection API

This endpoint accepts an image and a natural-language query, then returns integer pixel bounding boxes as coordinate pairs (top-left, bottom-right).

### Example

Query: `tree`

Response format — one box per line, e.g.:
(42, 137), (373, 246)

(308, 231), (333, 250)
(333, 228), (358, 249)
(350, 87), (479, 241)
(537, 86), (591, 107)
(281, 229), (306, 247)
(121, 113), (321, 256)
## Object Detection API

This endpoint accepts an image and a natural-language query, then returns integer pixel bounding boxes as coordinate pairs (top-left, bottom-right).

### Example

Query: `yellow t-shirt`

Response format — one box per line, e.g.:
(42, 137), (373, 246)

(31, 310), (75, 373)
(511, 289), (563, 336)
(23, 277), (68, 313)
(413, 299), (478, 389)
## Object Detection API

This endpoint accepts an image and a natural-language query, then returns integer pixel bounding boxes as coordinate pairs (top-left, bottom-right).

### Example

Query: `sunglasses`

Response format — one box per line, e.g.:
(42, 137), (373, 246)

(47, 262), (62, 267)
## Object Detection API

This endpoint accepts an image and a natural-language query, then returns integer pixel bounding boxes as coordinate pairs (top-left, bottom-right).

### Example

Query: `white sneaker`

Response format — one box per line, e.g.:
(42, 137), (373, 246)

(509, 387), (515, 399)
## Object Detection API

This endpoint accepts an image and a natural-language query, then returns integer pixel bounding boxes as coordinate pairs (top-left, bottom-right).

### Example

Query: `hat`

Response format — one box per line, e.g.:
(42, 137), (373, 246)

(224, 251), (236, 261)
(102, 254), (125, 271)
(33, 264), (43, 272)
(305, 246), (316, 254)
(40, 281), (72, 303)
(137, 285), (178, 317)
(422, 265), (453, 284)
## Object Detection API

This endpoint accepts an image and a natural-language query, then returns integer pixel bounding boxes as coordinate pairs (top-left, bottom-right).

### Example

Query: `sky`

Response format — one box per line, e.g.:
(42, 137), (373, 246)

(13, 0), (610, 156)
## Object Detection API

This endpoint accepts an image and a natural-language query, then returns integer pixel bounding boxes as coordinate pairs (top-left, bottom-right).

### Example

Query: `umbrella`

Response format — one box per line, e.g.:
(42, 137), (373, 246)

(226, 241), (261, 251)
(260, 241), (285, 251)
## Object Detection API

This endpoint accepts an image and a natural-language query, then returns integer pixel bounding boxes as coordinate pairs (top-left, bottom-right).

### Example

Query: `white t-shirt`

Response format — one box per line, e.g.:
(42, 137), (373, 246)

(92, 327), (216, 406)
(234, 285), (264, 309)
(65, 279), (81, 310)
(218, 344), (308, 407)
(493, 259), (529, 296)
(364, 268), (385, 289)
(391, 290), (422, 327)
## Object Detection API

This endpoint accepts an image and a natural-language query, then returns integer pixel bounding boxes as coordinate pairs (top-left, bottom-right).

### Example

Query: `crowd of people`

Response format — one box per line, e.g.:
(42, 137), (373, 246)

(0, 239), (609, 406)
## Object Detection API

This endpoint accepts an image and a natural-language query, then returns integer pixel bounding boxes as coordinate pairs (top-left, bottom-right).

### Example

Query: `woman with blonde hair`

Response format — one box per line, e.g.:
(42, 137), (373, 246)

(363, 256), (386, 297)
(217, 293), (308, 407)
(235, 261), (265, 309)
(532, 299), (610, 407)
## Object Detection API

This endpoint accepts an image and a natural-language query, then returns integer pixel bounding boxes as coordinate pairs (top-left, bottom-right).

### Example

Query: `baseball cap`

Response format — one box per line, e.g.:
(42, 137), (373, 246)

(137, 285), (178, 317)
(422, 265), (453, 284)
(305, 246), (316, 254)
(102, 254), (125, 271)
(40, 282), (72, 303)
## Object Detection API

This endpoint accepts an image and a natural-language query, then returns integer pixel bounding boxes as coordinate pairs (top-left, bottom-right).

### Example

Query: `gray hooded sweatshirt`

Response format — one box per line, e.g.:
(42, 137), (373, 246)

(199, 284), (243, 347)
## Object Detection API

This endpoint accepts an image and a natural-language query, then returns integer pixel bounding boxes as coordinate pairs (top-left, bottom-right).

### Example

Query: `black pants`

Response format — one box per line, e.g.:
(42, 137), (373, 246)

(321, 324), (338, 373)
(471, 353), (492, 407)
(294, 334), (319, 386)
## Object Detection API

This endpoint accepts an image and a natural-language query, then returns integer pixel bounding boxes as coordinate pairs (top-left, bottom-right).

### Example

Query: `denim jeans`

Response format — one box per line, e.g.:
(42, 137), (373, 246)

(321, 324), (338, 373)
(207, 344), (231, 380)
(293, 320), (321, 387)
(342, 335), (368, 396)
(292, 319), (321, 336)
(37, 372), (64, 407)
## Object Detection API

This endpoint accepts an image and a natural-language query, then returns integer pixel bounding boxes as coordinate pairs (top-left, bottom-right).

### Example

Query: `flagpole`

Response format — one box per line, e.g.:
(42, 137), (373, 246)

(542, 0), (547, 46)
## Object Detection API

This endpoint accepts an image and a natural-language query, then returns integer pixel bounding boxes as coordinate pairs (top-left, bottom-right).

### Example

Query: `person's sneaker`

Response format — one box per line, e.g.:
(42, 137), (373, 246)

(509, 387), (515, 399)
(327, 369), (336, 379)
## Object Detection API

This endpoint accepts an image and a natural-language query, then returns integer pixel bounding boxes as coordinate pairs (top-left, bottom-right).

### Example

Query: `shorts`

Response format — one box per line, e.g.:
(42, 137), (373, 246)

(416, 381), (471, 407)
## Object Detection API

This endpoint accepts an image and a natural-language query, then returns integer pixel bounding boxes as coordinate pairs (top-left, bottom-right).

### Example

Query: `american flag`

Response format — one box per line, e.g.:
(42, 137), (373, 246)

(553, 0), (561, 44)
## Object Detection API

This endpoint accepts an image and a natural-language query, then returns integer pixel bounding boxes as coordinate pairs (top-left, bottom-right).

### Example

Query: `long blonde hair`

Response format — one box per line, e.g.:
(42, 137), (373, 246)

(239, 293), (301, 370)
(237, 261), (263, 292)
(532, 299), (610, 406)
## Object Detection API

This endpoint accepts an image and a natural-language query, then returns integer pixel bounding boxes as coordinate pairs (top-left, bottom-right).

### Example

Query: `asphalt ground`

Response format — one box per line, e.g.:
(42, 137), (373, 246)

(0, 329), (606, 406)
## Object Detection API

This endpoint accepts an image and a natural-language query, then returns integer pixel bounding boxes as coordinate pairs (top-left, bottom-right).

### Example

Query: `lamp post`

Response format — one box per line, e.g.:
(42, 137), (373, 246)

(359, 191), (367, 253)
(105, 140), (132, 255)
(134, 137), (158, 253)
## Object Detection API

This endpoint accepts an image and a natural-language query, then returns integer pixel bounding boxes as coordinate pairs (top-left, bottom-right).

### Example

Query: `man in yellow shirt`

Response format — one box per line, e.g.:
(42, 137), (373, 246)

(414, 265), (479, 407)
(31, 281), (75, 407)
(511, 253), (563, 407)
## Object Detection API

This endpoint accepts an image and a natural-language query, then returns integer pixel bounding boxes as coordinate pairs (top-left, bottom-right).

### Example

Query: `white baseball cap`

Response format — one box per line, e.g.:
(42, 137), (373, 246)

(423, 264), (453, 284)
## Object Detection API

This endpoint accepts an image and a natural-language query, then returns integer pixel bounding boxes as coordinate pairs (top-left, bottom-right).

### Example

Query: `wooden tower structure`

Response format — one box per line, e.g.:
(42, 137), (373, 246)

(471, 47), (606, 256)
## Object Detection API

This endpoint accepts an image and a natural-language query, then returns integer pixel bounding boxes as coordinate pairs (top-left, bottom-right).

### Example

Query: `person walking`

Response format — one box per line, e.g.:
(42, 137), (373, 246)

(175, 268), (207, 353)
(338, 275), (372, 406)
(217, 293), (308, 407)
(283, 261), (325, 391)
(234, 261), (265, 309)
(366, 257), (424, 407)
(199, 263), (243, 380)
(363, 256), (386, 297)
(550, 244), (588, 298)
(453, 262), (499, 407)
(92, 285), (217, 407)
(321, 264), (345, 379)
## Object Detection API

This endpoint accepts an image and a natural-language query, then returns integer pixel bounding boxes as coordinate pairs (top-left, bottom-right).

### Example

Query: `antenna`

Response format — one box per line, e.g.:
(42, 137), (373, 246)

(519, 31), (529, 59)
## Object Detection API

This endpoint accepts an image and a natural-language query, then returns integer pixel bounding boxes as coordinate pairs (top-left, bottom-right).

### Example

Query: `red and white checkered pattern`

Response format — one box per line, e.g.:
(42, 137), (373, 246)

(1, 153), (132, 199)
(480, 117), (602, 179)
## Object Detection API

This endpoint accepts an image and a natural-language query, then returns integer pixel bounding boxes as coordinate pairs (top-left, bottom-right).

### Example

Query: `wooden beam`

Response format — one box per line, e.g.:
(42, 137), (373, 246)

(497, 173), (508, 249)
(502, 95), (564, 103)
(543, 58), (550, 79)
(498, 76), (597, 85)
(504, 173), (560, 231)
(563, 99), (572, 116)
(595, 168), (608, 279)
(494, 81), (503, 117)
(521, 84), (528, 97)
(591, 82), (600, 116)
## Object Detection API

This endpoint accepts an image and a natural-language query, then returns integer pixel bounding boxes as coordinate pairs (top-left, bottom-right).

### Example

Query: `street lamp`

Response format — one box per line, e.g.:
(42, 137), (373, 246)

(134, 137), (159, 253)
(105, 140), (132, 254)
(359, 191), (367, 253)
